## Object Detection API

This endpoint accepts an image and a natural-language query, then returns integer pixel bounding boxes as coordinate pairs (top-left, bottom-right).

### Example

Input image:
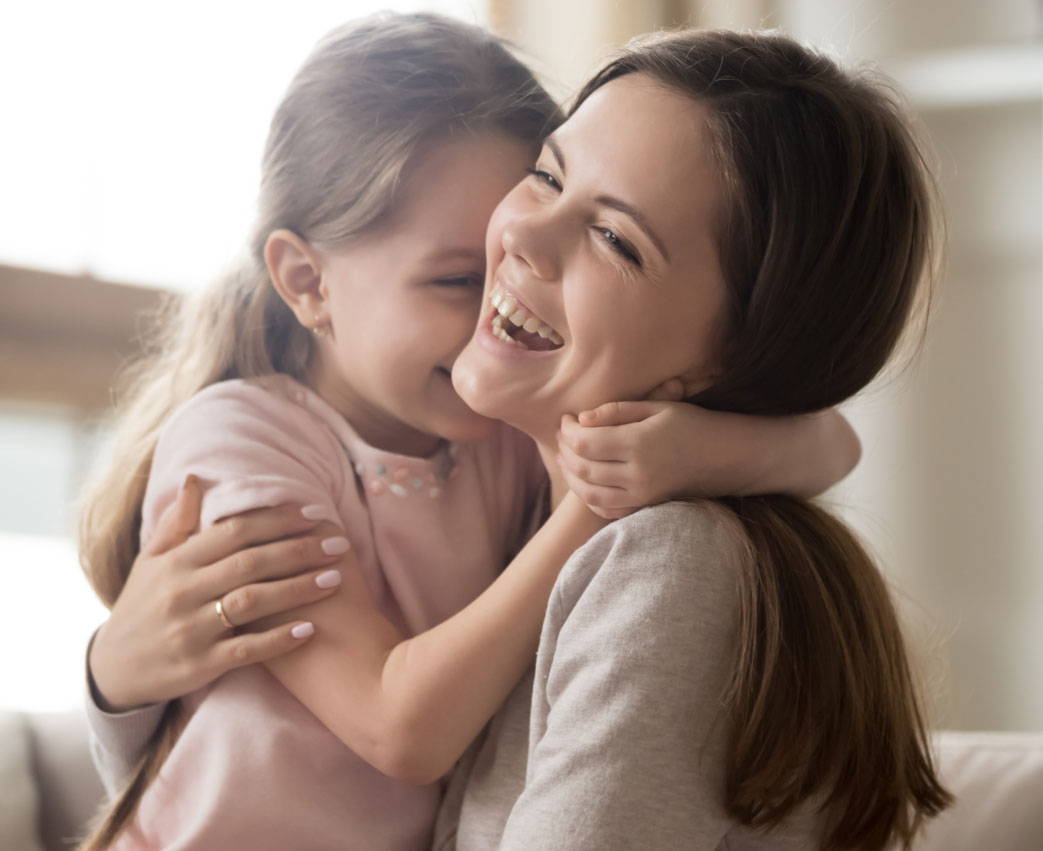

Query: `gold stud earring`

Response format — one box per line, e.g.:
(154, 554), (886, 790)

(311, 316), (330, 338)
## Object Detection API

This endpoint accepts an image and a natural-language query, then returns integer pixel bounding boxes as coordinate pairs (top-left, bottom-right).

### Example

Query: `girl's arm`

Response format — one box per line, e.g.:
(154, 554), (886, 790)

(557, 401), (860, 519)
(259, 491), (603, 785)
(140, 383), (604, 786)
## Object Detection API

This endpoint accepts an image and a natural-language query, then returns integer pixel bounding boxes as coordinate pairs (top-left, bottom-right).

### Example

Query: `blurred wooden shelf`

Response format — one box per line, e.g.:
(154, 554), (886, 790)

(0, 264), (169, 412)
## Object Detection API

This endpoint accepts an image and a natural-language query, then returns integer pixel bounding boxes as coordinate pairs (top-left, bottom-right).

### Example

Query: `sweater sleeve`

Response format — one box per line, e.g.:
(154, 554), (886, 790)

(498, 501), (745, 851)
(84, 630), (166, 798)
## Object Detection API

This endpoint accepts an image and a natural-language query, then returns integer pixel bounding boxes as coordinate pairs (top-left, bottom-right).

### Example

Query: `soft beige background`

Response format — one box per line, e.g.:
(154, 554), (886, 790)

(0, 0), (1039, 732)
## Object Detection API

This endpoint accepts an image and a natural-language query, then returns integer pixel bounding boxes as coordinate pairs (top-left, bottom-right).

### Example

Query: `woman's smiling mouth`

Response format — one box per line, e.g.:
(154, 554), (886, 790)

(488, 285), (564, 350)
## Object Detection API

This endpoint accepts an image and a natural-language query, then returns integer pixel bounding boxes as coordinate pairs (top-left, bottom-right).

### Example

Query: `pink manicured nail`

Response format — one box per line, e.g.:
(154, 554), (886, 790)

(291, 622), (315, 639)
(321, 536), (351, 555)
(302, 505), (327, 520)
(315, 569), (341, 589)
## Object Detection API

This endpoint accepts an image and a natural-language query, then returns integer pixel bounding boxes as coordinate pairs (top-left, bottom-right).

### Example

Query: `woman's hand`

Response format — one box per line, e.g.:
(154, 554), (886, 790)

(88, 475), (349, 712)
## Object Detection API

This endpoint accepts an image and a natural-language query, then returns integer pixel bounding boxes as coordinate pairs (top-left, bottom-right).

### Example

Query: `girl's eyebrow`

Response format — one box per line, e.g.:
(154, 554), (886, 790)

(545, 135), (671, 264)
(420, 246), (485, 264)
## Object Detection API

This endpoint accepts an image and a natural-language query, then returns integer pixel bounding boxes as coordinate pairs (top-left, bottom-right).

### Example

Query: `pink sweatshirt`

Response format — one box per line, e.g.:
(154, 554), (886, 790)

(114, 374), (544, 850)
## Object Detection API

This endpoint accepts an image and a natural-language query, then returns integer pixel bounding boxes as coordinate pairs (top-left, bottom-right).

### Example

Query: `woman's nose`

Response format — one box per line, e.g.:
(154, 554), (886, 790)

(500, 210), (558, 281)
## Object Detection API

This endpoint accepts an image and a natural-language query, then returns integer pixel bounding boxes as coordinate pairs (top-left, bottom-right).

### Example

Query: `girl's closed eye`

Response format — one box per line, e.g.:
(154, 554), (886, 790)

(433, 273), (484, 289)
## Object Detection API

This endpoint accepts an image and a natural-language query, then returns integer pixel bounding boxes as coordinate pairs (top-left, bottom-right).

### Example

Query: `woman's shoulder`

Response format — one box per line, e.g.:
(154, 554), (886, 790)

(555, 500), (749, 617)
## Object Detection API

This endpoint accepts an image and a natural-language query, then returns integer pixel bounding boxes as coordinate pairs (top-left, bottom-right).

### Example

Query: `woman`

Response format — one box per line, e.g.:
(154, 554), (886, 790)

(86, 28), (948, 850)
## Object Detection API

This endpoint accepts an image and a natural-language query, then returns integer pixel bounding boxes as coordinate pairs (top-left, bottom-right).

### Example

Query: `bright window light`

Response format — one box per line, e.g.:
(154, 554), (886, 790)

(0, 0), (485, 292)
(0, 0), (483, 714)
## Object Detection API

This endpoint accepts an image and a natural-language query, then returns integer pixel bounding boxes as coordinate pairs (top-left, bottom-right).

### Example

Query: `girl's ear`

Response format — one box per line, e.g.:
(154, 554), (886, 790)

(264, 229), (329, 333)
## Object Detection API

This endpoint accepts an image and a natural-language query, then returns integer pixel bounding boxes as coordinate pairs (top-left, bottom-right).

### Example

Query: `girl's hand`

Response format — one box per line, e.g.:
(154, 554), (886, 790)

(557, 401), (707, 520)
(88, 475), (350, 712)
(558, 384), (861, 519)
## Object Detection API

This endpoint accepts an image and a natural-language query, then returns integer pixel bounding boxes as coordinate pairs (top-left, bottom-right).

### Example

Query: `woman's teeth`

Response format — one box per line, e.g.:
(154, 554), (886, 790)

(489, 286), (563, 349)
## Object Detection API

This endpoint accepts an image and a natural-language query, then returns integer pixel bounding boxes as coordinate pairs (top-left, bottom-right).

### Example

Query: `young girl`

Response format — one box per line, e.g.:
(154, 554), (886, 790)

(79, 13), (859, 849)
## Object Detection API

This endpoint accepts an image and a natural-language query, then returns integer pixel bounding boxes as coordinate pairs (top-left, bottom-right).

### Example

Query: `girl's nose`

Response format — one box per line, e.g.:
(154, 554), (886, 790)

(500, 210), (558, 282)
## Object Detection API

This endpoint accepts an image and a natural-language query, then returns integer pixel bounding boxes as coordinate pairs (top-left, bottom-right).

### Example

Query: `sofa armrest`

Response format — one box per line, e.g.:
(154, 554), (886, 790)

(25, 712), (105, 851)
(909, 731), (1043, 851)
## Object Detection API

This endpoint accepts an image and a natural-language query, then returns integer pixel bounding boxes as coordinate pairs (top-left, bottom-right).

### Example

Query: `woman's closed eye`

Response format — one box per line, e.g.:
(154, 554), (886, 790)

(526, 167), (561, 192)
(528, 166), (643, 267)
(593, 226), (642, 267)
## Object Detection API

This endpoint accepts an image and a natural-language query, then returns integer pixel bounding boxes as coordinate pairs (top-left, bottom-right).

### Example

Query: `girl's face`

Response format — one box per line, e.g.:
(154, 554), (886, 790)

(452, 75), (729, 444)
(311, 133), (533, 456)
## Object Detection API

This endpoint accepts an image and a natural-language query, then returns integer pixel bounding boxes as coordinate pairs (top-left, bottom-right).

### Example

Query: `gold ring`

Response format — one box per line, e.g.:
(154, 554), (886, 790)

(215, 598), (236, 630)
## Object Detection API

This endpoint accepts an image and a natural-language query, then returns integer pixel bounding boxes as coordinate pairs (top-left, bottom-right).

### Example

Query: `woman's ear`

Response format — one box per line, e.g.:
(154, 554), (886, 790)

(264, 229), (329, 333)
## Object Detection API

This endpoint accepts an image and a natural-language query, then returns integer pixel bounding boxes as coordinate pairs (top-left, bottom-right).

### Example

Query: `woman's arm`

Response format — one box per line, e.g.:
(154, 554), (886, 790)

(261, 491), (604, 785)
(85, 478), (344, 792)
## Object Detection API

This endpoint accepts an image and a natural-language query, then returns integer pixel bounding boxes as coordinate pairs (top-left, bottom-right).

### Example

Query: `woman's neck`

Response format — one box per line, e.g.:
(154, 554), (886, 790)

(535, 439), (570, 510)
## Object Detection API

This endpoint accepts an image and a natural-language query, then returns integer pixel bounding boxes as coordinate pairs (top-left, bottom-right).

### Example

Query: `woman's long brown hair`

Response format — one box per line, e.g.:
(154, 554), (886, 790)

(76, 12), (560, 849)
(572, 30), (950, 850)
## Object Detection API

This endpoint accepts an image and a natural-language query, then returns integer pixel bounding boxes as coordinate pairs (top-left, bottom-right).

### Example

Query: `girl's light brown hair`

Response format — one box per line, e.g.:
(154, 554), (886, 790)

(77, 12), (560, 848)
(572, 29), (949, 850)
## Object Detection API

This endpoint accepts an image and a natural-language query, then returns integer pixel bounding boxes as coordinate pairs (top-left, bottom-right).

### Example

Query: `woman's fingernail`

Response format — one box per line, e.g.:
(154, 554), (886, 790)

(321, 536), (351, 555)
(302, 505), (327, 520)
(291, 622), (315, 639)
(315, 569), (341, 589)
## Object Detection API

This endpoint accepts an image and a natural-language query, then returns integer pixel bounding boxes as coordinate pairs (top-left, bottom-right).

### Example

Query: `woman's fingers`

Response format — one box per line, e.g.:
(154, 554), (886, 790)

(207, 620), (318, 674)
(177, 503), (332, 568)
(144, 474), (204, 556)
(207, 569), (343, 635)
(193, 526), (348, 600)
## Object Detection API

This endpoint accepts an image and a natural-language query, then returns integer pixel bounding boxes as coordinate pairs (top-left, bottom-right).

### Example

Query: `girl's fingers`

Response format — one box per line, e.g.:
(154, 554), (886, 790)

(144, 475), (204, 556)
(557, 442), (628, 488)
(559, 459), (632, 517)
(559, 414), (633, 462)
(643, 377), (686, 403)
(208, 621), (318, 674)
(574, 400), (661, 429)
(178, 504), (332, 568)
(194, 528), (349, 600)
(206, 569), (343, 634)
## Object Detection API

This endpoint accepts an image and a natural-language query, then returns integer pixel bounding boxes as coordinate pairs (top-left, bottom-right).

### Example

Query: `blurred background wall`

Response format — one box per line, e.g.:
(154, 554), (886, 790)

(1, 0), (1040, 730)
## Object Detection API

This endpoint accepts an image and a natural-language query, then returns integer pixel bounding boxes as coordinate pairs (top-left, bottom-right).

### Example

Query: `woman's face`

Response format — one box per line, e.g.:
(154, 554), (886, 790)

(452, 74), (729, 442)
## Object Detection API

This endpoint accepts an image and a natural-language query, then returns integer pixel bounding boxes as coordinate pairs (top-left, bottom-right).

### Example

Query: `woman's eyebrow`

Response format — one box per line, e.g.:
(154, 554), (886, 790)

(545, 135), (671, 264)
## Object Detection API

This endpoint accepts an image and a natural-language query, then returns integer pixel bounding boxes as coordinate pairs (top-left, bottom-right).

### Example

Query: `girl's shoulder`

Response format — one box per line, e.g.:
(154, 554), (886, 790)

(167, 374), (307, 420)
(161, 375), (338, 448)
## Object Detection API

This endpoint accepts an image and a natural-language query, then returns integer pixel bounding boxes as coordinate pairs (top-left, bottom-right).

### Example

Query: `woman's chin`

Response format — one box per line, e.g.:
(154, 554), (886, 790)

(452, 344), (542, 435)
